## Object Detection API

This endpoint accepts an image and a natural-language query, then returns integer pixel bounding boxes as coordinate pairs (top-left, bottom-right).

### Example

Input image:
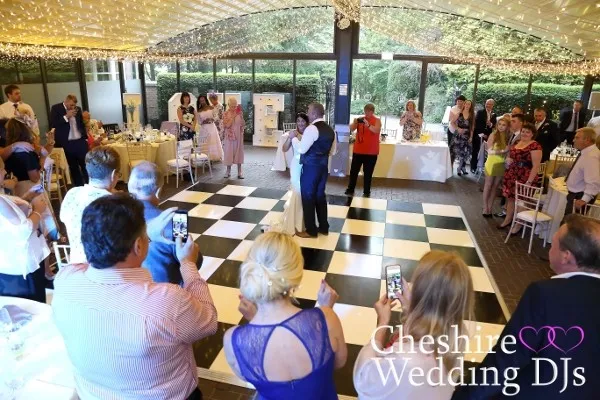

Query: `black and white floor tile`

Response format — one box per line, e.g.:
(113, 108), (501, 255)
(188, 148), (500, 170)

(161, 183), (509, 398)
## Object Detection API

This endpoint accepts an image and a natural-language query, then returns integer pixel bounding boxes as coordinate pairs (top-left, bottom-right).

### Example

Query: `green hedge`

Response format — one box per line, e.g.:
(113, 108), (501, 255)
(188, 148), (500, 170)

(157, 72), (321, 123)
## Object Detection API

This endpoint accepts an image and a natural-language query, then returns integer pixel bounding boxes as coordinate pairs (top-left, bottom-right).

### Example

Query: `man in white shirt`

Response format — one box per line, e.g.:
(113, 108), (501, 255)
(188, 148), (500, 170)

(0, 84), (35, 120)
(60, 146), (120, 263)
(565, 127), (600, 215)
(447, 95), (466, 166)
(291, 102), (336, 238)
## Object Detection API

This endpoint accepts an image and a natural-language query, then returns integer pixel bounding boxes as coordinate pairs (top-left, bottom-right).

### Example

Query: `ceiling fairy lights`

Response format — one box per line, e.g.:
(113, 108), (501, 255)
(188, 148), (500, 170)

(0, 0), (599, 75)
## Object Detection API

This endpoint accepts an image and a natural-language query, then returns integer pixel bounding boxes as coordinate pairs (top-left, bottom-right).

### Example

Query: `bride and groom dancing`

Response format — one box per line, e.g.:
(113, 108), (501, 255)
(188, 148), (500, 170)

(270, 103), (337, 238)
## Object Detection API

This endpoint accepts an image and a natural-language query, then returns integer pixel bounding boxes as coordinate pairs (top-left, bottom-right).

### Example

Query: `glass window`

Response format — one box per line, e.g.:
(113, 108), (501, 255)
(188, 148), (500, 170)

(84, 60), (123, 125)
(45, 60), (82, 113)
(296, 60), (336, 125)
(351, 60), (422, 130)
(474, 67), (530, 114)
(531, 74), (584, 121)
(180, 60), (213, 98)
(145, 62), (176, 127)
(0, 60), (48, 137)
(255, 60), (294, 126)
(216, 60), (253, 139)
(423, 64), (476, 138)
(123, 61), (142, 123)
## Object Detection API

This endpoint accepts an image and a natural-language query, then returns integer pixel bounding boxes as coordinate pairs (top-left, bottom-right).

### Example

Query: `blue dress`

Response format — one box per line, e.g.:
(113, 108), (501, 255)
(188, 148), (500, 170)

(232, 308), (338, 400)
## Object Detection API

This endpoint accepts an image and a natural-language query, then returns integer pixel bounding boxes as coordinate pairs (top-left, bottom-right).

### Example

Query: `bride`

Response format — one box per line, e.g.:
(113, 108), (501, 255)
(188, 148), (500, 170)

(196, 95), (224, 161)
(268, 113), (310, 235)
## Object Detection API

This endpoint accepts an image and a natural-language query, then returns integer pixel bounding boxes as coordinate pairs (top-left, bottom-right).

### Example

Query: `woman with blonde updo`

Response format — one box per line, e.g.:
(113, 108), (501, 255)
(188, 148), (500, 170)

(223, 232), (347, 400)
(354, 250), (474, 400)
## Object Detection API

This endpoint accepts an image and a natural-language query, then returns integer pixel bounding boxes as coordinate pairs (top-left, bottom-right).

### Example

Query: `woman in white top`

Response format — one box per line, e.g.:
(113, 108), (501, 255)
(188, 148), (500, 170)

(267, 113), (309, 235)
(0, 159), (50, 303)
(353, 251), (474, 400)
(196, 95), (224, 161)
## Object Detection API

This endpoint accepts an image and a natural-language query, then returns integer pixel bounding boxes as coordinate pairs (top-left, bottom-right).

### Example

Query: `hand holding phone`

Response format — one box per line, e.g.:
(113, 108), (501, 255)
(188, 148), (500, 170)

(172, 210), (189, 241)
(385, 264), (403, 299)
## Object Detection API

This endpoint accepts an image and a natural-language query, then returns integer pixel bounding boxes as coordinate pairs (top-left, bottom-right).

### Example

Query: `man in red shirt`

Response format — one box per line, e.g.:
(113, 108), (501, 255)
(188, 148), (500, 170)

(345, 104), (382, 197)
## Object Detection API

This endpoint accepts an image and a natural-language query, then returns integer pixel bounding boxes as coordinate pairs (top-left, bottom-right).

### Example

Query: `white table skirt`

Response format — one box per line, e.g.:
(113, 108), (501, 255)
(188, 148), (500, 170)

(109, 139), (177, 182)
(0, 297), (76, 400)
(48, 148), (72, 185)
(536, 178), (567, 244)
(350, 140), (453, 183)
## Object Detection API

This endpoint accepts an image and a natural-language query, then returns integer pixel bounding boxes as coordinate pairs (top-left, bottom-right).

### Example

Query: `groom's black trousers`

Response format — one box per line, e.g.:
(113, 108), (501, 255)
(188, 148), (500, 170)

(301, 164), (329, 236)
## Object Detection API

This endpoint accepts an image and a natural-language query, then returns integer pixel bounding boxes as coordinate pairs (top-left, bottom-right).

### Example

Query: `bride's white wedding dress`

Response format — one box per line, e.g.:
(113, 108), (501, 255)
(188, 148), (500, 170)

(269, 132), (304, 235)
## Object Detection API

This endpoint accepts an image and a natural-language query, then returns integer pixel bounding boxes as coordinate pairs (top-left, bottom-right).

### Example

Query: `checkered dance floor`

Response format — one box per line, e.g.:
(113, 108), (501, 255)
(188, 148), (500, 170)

(159, 183), (509, 398)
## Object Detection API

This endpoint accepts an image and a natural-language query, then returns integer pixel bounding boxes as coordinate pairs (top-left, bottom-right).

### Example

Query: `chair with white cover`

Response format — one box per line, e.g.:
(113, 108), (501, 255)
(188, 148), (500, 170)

(166, 139), (195, 188)
(505, 182), (553, 254)
(126, 141), (151, 172)
(52, 242), (71, 270)
(574, 202), (600, 221)
(283, 123), (297, 131)
(191, 135), (212, 178)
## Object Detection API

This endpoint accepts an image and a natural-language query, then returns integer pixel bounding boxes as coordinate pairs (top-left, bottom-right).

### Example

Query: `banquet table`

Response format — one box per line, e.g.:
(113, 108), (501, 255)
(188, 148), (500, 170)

(0, 297), (76, 400)
(108, 137), (177, 182)
(350, 139), (453, 183)
(48, 148), (72, 185)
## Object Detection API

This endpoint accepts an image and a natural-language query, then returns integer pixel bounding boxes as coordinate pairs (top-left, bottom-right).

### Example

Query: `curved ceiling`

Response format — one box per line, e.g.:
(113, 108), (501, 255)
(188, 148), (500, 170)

(0, 0), (598, 62)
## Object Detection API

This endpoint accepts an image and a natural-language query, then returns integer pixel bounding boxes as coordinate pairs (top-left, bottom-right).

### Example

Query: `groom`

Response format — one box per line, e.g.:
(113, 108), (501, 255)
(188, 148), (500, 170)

(291, 103), (336, 238)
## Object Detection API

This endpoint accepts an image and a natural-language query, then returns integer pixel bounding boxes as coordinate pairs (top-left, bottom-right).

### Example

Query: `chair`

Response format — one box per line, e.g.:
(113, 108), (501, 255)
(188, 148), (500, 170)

(52, 242), (71, 270)
(552, 155), (576, 178)
(160, 121), (180, 136)
(283, 123), (297, 131)
(126, 141), (151, 171)
(166, 139), (195, 188)
(46, 151), (68, 202)
(505, 182), (553, 254)
(574, 202), (600, 221)
(532, 162), (548, 204)
(190, 135), (212, 178)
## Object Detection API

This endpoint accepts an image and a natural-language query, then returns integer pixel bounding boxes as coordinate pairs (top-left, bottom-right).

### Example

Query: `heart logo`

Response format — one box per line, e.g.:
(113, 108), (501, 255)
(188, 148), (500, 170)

(518, 326), (585, 354)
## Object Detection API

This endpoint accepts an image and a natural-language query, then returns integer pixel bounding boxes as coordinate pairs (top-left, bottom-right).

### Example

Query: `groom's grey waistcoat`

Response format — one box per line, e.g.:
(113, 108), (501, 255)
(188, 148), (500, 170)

(300, 121), (335, 167)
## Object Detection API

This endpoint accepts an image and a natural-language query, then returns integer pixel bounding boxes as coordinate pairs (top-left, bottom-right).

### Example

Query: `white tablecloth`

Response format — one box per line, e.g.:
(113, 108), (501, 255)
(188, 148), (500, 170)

(48, 148), (71, 185)
(109, 138), (177, 182)
(350, 139), (453, 183)
(0, 297), (76, 400)
(537, 177), (567, 244)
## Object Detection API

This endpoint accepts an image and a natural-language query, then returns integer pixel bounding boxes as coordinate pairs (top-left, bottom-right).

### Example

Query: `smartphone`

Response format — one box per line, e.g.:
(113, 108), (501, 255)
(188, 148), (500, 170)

(172, 210), (189, 241)
(385, 264), (403, 299)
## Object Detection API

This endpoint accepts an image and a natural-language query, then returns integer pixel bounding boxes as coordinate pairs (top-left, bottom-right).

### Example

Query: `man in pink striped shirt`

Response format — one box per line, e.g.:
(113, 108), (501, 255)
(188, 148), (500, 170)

(53, 194), (217, 400)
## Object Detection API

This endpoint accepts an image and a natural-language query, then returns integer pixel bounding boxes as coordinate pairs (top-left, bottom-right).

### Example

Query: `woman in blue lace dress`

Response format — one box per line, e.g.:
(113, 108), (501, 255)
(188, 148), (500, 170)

(223, 232), (347, 400)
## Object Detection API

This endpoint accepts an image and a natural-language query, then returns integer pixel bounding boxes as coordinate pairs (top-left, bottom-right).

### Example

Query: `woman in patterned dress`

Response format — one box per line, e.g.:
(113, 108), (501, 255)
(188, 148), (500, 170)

(452, 99), (474, 176)
(399, 100), (423, 141)
(176, 92), (195, 141)
(498, 123), (542, 234)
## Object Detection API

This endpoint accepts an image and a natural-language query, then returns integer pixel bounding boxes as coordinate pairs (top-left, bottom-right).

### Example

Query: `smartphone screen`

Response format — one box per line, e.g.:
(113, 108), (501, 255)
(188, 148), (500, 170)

(172, 211), (189, 241)
(386, 264), (402, 299)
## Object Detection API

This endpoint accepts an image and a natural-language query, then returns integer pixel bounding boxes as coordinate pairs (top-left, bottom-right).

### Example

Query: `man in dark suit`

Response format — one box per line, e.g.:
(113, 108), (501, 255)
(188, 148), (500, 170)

(50, 94), (88, 186)
(534, 107), (560, 162)
(452, 215), (600, 399)
(471, 98), (497, 172)
(559, 100), (586, 145)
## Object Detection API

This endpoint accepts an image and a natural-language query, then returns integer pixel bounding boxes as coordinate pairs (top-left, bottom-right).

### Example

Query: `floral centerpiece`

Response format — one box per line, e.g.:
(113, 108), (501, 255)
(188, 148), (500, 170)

(126, 99), (138, 123)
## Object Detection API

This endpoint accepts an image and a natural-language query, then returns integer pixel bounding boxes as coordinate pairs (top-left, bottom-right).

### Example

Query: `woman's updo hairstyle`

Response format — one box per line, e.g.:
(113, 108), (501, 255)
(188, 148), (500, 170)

(240, 232), (303, 304)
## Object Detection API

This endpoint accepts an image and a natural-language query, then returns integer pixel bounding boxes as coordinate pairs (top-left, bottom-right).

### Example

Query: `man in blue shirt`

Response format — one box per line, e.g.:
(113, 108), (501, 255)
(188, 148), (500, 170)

(128, 161), (202, 284)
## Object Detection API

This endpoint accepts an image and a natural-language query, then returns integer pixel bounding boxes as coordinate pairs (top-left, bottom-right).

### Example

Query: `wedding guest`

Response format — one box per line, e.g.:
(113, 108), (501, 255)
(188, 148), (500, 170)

(534, 107), (559, 162)
(50, 94), (88, 186)
(482, 116), (511, 217)
(498, 123), (542, 233)
(223, 97), (245, 179)
(452, 99), (474, 176)
(0, 84), (35, 121)
(588, 114), (600, 136)
(60, 146), (120, 264)
(508, 113), (525, 145)
(447, 95), (466, 166)
(452, 215), (600, 399)
(472, 98), (496, 173)
(196, 95), (223, 161)
(0, 159), (50, 303)
(223, 231), (347, 399)
(399, 100), (423, 141)
(346, 103), (382, 197)
(82, 111), (104, 150)
(209, 92), (224, 141)
(354, 250), (474, 400)
(177, 91), (196, 141)
(565, 127), (600, 215)
(559, 100), (586, 144)
(53, 194), (217, 400)
(128, 161), (202, 284)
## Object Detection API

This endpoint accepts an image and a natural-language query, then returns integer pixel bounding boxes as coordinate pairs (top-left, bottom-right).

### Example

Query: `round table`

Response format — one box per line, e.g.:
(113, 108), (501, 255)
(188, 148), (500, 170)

(108, 137), (177, 182)
(0, 297), (76, 400)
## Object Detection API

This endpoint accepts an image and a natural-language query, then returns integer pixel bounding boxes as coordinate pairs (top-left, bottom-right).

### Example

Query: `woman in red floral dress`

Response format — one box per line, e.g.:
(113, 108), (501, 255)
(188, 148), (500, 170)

(499, 123), (542, 234)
